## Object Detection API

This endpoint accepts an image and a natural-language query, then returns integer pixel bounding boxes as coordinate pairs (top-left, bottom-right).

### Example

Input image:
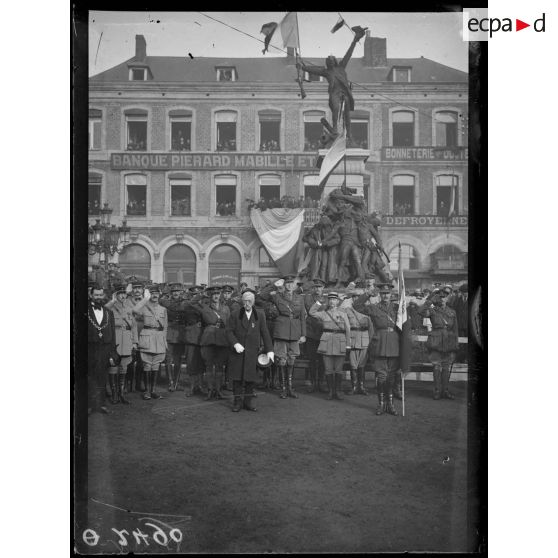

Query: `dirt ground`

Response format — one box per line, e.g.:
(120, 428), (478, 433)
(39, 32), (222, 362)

(76, 375), (477, 554)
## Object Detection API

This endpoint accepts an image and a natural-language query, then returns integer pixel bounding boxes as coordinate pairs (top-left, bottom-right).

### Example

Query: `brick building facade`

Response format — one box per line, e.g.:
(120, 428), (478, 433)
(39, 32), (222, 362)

(88, 33), (468, 289)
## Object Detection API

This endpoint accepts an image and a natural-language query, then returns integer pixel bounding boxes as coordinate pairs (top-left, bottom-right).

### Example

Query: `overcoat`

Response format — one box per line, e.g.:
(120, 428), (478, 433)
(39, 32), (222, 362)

(159, 298), (187, 344)
(353, 296), (400, 357)
(226, 307), (273, 383)
(304, 292), (326, 340)
(258, 287), (306, 340)
(419, 305), (459, 352)
(200, 303), (230, 346)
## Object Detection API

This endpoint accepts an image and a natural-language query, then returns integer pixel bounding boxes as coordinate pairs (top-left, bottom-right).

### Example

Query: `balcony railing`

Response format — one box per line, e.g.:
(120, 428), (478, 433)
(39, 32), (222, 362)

(430, 254), (467, 271)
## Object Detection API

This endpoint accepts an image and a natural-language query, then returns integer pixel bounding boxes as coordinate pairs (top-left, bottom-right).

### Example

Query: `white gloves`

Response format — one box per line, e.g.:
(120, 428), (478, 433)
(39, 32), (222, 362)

(144, 288), (151, 299)
(267, 352), (275, 362)
(126, 283), (133, 293)
(234, 343), (245, 353)
(274, 279), (285, 288)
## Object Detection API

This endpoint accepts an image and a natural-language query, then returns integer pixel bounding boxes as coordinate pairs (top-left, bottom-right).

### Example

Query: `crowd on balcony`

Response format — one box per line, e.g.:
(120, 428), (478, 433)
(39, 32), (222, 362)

(247, 195), (321, 212)
(259, 139), (280, 152)
(88, 199), (101, 215)
(171, 197), (191, 216)
(216, 139), (237, 152)
(126, 139), (146, 151)
(126, 199), (146, 215)
(171, 136), (191, 151)
(216, 201), (236, 216)
(303, 139), (321, 151)
(393, 202), (413, 216)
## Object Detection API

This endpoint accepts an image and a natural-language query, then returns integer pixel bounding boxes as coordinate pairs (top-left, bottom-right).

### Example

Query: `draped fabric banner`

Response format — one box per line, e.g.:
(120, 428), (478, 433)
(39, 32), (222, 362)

(250, 208), (305, 276)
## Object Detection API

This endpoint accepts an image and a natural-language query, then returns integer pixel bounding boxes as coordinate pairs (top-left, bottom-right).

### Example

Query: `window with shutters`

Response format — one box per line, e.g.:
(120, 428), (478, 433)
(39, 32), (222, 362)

(89, 109), (102, 151)
(392, 110), (415, 147)
(125, 174), (147, 216)
(435, 111), (458, 147)
(215, 111), (237, 152)
(215, 175), (237, 216)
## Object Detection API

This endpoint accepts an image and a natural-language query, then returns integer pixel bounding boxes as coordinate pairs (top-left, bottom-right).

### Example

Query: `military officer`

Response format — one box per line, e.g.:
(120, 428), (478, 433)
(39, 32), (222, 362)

(341, 291), (373, 395)
(258, 275), (306, 399)
(220, 284), (240, 390)
(419, 291), (459, 399)
(132, 285), (168, 400)
(308, 292), (352, 400)
(126, 277), (146, 391)
(354, 283), (400, 416)
(304, 278), (327, 393)
(199, 286), (231, 400)
(105, 284), (137, 404)
(159, 283), (188, 391)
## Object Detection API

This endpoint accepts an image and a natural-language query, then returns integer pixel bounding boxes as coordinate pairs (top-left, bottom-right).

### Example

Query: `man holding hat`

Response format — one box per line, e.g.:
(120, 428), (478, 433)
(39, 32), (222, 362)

(258, 275), (306, 399)
(199, 286), (231, 400)
(226, 290), (274, 412)
(354, 283), (400, 416)
(105, 284), (137, 404)
(132, 285), (168, 400)
(304, 278), (327, 393)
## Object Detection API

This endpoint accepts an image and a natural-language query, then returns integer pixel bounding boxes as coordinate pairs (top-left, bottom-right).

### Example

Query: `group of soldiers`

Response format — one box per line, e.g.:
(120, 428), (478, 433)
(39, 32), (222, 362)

(87, 271), (465, 415)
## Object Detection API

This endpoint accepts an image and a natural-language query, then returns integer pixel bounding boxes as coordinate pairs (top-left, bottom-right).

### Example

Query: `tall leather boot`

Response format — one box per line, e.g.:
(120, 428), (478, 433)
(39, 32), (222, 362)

(334, 373), (344, 400)
(441, 362), (455, 399)
(326, 374), (334, 400)
(279, 366), (288, 399)
(150, 369), (161, 399)
(126, 361), (135, 393)
(142, 370), (151, 400)
(287, 365), (298, 398)
(346, 369), (358, 395)
(215, 365), (224, 400)
(205, 365), (216, 400)
(109, 374), (118, 404)
(357, 368), (368, 395)
(118, 366), (130, 404)
(167, 363), (175, 392)
(376, 381), (386, 415)
(243, 381), (257, 411)
(307, 362), (316, 393)
(385, 391), (398, 416)
(433, 364), (442, 400)
(135, 357), (144, 392)
(96, 387), (110, 414)
(317, 365), (328, 393)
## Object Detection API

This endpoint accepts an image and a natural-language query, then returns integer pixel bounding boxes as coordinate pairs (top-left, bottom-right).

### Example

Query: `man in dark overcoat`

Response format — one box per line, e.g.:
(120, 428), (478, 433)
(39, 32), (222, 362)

(87, 285), (118, 414)
(226, 290), (274, 412)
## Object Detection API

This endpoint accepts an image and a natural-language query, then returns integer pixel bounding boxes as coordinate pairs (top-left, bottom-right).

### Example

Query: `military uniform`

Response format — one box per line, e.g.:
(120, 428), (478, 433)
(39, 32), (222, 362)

(104, 286), (138, 404)
(132, 286), (168, 400)
(342, 305), (373, 395)
(304, 281), (327, 393)
(181, 291), (205, 395)
(160, 285), (188, 391)
(419, 297), (459, 399)
(258, 276), (306, 399)
(354, 284), (400, 415)
(200, 287), (231, 399)
(309, 293), (351, 400)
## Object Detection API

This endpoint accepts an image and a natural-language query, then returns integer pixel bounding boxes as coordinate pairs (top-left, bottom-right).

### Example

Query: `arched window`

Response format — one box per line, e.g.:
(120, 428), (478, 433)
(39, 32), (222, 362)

(389, 244), (419, 272)
(303, 110), (326, 151)
(431, 244), (465, 271)
(164, 244), (196, 286)
(215, 110), (237, 151)
(435, 111), (458, 147)
(392, 110), (415, 147)
(118, 244), (151, 280)
(208, 244), (241, 287)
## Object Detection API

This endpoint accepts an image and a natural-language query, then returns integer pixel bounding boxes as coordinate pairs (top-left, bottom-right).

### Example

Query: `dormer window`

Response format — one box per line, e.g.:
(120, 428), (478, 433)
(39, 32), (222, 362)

(129, 67), (147, 81)
(304, 71), (323, 83)
(391, 67), (411, 82)
(216, 67), (237, 82)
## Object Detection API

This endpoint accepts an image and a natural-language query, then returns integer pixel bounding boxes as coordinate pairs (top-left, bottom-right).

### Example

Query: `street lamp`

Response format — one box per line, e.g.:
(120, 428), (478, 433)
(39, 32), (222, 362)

(88, 203), (132, 271)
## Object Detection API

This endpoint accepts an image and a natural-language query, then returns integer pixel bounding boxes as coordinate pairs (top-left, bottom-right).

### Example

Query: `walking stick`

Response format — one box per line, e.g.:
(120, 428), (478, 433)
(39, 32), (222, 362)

(401, 368), (405, 417)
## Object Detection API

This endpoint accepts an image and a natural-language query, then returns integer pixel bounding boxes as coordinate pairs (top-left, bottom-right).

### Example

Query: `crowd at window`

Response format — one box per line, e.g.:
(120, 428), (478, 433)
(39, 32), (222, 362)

(393, 202), (413, 216)
(127, 139), (146, 151)
(171, 135), (191, 151)
(126, 199), (146, 215)
(171, 197), (191, 216)
(216, 139), (237, 152)
(259, 139), (280, 151)
(88, 199), (101, 215)
(216, 201), (236, 216)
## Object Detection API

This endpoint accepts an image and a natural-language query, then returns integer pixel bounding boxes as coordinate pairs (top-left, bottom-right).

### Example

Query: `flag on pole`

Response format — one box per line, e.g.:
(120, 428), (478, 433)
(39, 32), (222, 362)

(331, 16), (345, 33)
(250, 208), (305, 276)
(396, 243), (407, 330)
(260, 13), (299, 54)
(317, 130), (346, 188)
(448, 176), (457, 219)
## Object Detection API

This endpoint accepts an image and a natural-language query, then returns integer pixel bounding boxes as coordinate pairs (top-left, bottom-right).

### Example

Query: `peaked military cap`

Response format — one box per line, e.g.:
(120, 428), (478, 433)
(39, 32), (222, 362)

(283, 274), (296, 283)
(377, 283), (393, 293)
(114, 284), (127, 294)
(170, 283), (183, 292)
(222, 285), (234, 293)
(313, 278), (326, 287)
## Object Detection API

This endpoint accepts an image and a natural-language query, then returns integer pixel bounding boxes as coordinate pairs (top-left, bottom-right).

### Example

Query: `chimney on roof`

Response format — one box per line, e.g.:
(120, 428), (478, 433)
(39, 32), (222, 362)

(135, 35), (147, 61)
(286, 46), (296, 63)
(363, 32), (387, 67)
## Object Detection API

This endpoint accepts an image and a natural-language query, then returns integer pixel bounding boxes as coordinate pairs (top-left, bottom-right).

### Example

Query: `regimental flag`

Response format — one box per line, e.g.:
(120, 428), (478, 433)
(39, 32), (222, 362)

(331, 16), (345, 33)
(260, 22), (279, 54)
(260, 12), (300, 54)
(396, 242), (412, 373)
(318, 130), (346, 188)
(250, 207), (305, 276)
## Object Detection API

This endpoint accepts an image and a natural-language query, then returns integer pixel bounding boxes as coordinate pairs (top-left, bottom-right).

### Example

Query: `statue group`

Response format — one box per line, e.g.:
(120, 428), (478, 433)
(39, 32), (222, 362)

(302, 188), (392, 288)
(299, 26), (390, 288)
